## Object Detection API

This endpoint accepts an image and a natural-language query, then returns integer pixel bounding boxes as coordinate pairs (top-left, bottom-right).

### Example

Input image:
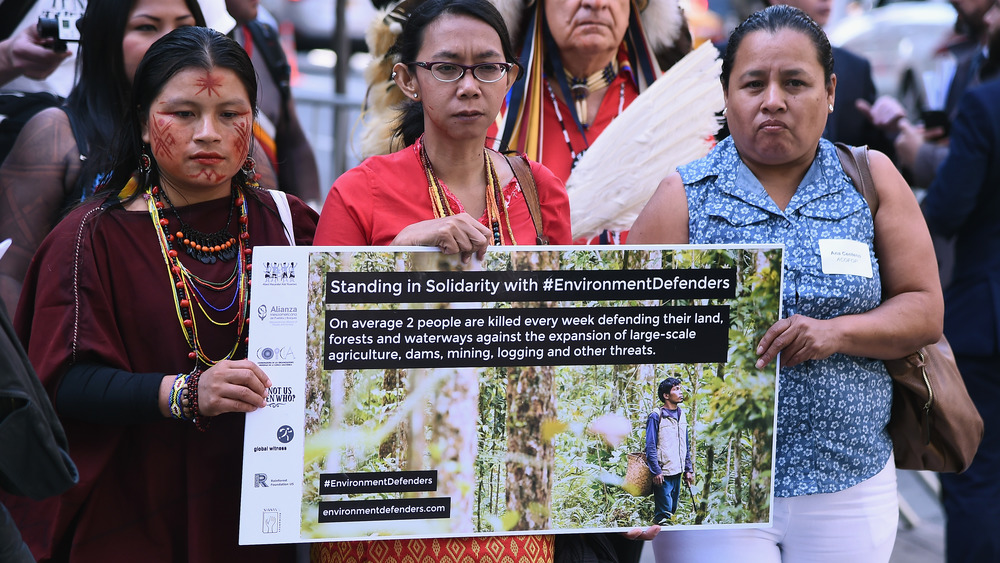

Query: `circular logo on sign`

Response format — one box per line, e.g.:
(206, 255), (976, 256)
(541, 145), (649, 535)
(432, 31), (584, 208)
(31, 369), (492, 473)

(277, 425), (294, 443)
(260, 348), (274, 360)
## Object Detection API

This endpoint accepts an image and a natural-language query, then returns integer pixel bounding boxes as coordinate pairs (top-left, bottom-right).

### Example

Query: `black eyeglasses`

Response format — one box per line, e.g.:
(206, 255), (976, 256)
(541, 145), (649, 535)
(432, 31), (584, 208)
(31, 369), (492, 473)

(408, 61), (514, 83)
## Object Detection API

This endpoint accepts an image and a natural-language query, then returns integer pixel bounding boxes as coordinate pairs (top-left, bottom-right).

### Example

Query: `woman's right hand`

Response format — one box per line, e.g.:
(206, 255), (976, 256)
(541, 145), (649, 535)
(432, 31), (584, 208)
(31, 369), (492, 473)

(196, 359), (271, 416)
(391, 214), (493, 262)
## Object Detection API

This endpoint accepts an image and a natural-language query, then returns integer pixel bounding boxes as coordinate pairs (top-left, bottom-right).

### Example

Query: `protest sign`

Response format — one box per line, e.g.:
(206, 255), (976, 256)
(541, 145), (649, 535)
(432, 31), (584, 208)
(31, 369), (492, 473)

(240, 245), (782, 544)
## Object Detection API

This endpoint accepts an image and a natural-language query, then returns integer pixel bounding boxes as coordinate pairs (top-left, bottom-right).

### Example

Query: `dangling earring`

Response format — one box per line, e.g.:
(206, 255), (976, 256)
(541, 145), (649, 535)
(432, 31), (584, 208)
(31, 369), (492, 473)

(242, 155), (259, 189)
(721, 107), (727, 117)
(139, 149), (152, 186)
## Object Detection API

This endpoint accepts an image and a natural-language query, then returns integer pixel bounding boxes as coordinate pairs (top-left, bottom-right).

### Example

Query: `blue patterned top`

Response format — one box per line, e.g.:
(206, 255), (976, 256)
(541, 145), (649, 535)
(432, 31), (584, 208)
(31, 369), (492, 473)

(679, 136), (893, 497)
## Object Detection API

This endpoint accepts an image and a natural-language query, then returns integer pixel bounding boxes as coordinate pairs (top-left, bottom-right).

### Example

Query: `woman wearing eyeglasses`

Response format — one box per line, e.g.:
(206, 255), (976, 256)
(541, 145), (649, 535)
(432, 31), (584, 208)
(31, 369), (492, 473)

(313, 0), (572, 255)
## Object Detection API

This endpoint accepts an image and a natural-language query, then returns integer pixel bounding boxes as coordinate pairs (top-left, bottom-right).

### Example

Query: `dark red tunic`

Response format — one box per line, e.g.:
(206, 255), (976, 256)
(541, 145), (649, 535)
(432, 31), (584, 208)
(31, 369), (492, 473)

(5, 189), (317, 562)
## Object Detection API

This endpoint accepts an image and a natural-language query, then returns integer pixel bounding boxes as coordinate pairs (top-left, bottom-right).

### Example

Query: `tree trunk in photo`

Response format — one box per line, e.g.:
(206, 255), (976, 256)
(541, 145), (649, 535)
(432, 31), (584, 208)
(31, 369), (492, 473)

(748, 427), (770, 521)
(409, 252), (479, 528)
(379, 368), (406, 460)
(733, 430), (743, 506)
(506, 250), (558, 531)
(695, 444), (715, 525)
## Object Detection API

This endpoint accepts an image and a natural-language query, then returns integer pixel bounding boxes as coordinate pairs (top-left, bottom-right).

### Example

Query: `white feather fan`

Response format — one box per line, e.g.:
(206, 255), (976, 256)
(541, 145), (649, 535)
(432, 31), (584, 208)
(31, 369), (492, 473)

(567, 41), (725, 240)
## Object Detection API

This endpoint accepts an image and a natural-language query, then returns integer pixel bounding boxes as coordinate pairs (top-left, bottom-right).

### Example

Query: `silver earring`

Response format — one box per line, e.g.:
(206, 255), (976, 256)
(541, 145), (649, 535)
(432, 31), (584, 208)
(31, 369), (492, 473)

(722, 107), (727, 116)
(829, 103), (834, 112)
(413, 93), (419, 98)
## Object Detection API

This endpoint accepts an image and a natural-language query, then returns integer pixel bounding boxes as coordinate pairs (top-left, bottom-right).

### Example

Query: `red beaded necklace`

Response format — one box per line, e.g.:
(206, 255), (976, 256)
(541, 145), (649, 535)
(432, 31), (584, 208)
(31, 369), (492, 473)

(147, 184), (253, 367)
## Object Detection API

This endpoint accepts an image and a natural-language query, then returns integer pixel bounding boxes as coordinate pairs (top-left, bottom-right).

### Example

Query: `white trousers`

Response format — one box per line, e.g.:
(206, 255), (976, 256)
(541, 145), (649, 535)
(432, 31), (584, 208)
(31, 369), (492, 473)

(652, 457), (898, 563)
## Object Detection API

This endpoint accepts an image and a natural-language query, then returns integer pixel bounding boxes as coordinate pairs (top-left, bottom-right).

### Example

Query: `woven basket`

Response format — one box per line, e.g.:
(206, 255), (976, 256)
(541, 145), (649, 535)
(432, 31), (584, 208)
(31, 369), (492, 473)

(623, 452), (652, 496)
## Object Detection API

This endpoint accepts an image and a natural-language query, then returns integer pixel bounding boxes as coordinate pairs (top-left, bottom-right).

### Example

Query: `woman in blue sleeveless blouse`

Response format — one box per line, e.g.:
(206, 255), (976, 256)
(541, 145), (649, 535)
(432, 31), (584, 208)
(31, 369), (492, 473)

(630, 6), (943, 562)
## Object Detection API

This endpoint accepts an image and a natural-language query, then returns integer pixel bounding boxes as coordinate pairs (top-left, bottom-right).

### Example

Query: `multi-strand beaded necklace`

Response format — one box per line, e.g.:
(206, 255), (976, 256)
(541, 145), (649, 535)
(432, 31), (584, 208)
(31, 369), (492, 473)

(146, 184), (252, 367)
(419, 141), (517, 245)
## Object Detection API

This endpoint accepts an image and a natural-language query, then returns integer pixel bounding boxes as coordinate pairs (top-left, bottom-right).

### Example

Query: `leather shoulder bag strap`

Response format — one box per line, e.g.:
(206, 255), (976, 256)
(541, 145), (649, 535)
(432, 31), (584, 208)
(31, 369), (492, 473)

(834, 142), (878, 215)
(504, 154), (549, 245)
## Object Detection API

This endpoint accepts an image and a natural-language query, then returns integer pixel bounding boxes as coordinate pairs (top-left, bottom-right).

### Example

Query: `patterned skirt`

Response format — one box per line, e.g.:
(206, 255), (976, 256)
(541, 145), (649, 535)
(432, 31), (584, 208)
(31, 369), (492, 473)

(311, 536), (554, 563)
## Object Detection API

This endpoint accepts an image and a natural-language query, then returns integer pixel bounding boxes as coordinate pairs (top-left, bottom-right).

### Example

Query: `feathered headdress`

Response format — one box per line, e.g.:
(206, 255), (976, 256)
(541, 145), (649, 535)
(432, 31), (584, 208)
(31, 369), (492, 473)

(358, 2), (414, 158)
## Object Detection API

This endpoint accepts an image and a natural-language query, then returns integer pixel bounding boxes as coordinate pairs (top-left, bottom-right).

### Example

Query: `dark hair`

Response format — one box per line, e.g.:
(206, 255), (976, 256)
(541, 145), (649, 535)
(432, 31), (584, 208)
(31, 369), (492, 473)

(392, 0), (521, 147)
(67, 0), (206, 194)
(658, 377), (682, 403)
(106, 26), (259, 195)
(720, 5), (833, 92)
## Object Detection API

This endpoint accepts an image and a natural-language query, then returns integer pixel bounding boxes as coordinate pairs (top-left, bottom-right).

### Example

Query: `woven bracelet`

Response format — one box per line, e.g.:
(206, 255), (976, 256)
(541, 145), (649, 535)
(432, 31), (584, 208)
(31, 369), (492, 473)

(168, 373), (189, 420)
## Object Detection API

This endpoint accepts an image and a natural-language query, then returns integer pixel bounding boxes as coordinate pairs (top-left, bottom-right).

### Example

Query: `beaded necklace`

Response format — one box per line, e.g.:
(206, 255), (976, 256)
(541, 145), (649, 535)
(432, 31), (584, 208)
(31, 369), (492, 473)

(147, 184), (252, 367)
(158, 187), (239, 264)
(564, 60), (618, 128)
(419, 140), (516, 245)
(546, 80), (626, 169)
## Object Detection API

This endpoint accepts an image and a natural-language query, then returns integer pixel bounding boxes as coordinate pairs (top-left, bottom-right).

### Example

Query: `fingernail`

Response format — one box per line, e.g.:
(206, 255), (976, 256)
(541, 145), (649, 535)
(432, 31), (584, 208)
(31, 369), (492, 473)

(756, 345), (763, 354)
(755, 359), (764, 369)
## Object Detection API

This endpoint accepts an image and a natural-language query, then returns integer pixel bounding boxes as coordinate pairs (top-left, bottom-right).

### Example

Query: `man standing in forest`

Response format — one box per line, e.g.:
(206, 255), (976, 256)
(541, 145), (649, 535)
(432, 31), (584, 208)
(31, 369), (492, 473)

(645, 377), (695, 525)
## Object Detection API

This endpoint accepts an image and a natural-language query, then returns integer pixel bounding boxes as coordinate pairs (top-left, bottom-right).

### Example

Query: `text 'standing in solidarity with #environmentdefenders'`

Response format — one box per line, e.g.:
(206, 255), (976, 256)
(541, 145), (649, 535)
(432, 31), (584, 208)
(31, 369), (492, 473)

(323, 269), (735, 369)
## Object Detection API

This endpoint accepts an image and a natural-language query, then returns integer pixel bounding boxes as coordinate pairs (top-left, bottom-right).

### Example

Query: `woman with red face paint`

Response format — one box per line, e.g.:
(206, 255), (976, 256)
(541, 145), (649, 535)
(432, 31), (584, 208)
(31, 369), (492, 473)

(2, 26), (317, 562)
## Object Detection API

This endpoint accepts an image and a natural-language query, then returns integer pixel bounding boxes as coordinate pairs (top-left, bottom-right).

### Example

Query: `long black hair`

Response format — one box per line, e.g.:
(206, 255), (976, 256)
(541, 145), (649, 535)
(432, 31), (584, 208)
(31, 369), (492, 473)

(392, 0), (521, 147)
(720, 5), (834, 92)
(67, 0), (206, 194)
(106, 26), (258, 197)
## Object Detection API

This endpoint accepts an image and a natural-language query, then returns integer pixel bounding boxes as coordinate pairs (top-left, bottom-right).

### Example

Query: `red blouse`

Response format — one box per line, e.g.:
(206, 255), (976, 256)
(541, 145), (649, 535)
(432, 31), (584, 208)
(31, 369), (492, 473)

(315, 142), (571, 246)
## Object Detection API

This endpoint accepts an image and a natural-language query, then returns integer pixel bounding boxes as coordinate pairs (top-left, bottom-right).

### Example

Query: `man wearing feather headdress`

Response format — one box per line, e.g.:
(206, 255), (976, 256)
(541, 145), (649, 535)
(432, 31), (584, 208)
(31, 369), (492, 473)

(489, 0), (691, 185)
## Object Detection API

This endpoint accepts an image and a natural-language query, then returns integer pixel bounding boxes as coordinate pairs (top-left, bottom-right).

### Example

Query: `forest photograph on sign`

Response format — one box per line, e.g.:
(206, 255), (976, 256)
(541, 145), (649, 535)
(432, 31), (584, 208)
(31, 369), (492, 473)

(240, 245), (782, 544)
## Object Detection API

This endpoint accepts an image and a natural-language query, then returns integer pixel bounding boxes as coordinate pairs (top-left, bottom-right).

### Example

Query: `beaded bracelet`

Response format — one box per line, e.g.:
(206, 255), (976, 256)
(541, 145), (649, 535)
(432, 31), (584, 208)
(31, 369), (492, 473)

(187, 369), (211, 432)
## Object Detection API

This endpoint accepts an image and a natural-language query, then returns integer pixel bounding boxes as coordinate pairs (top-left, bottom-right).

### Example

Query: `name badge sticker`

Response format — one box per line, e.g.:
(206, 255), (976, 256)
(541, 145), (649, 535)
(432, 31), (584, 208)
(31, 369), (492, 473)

(818, 239), (873, 278)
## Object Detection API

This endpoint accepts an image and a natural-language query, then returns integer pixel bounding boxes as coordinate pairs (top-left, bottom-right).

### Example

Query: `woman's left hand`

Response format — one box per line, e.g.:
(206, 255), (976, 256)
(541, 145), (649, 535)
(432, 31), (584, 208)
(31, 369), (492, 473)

(754, 314), (838, 369)
(196, 359), (272, 416)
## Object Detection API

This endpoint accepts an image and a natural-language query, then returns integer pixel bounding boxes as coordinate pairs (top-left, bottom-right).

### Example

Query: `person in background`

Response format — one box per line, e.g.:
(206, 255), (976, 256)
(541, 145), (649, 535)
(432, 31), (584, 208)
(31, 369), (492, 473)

(0, 25), (317, 561)
(644, 377), (694, 526)
(858, 0), (996, 188)
(0, 24), (69, 88)
(630, 6), (942, 560)
(0, 0), (206, 317)
(224, 0), (322, 206)
(921, 2), (1000, 560)
(0, 22), (72, 167)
